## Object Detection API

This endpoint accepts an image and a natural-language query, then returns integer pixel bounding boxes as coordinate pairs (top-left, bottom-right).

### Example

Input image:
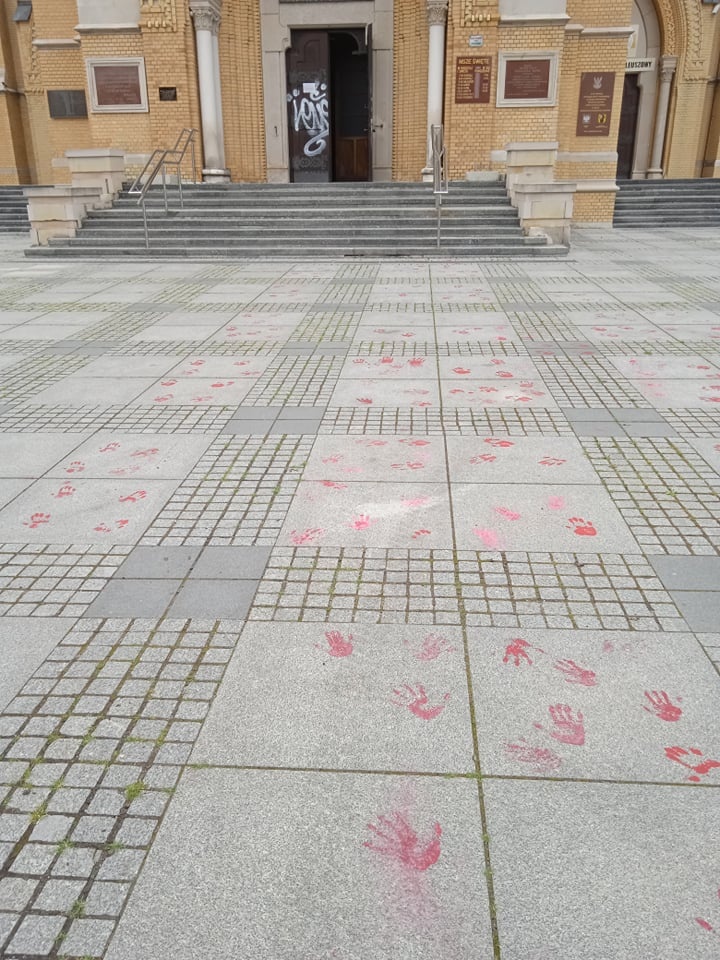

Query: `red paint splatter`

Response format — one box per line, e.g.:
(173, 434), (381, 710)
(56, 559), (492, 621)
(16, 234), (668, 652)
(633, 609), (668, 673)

(643, 690), (682, 722)
(411, 529), (431, 539)
(505, 738), (562, 772)
(503, 637), (543, 666)
(400, 439), (431, 447)
(495, 506), (521, 521)
(496, 370), (514, 379)
(665, 746), (720, 782)
(539, 456), (567, 467)
(408, 358), (425, 367)
(99, 442), (121, 453)
(364, 813), (442, 871)
(453, 367), (471, 375)
(391, 683), (450, 720)
(154, 395), (173, 403)
(130, 448), (159, 459)
(484, 438), (514, 448)
(547, 495), (565, 511)
(23, 512), (51, 529)
(696, 918), (714, 933)
(535, 704), (585, 746)
(210, 380), (234, 388)
(161, 379), (178, 387)
(357, 397), (373, 404)
(473, 528), (501, 549)
(401, 496), (430, 508)
(470, 453), (497, 464)
(316, 630), (353, 658)
(567, 517), (597, 537)
(554, 659), (597, 687)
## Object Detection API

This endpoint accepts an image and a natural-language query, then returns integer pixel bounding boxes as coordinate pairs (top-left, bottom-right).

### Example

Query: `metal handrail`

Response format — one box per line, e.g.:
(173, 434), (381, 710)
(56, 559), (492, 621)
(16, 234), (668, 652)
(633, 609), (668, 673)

(129, 129), (198, 249)
(431, 124), (448, 249)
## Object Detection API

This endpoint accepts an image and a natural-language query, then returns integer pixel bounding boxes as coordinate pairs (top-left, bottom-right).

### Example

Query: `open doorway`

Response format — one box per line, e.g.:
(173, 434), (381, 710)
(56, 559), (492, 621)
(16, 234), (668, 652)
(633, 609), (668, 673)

(286, 28), (370, 183)
(617, 73), (641, 179)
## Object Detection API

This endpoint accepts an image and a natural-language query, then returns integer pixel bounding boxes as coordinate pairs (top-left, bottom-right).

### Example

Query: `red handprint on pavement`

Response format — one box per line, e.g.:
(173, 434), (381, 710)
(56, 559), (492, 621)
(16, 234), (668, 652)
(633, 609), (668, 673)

(470, 453), (497, 464)
(99, 442), (121, 453)
(505, 738), (562, 772)
(52, 484), (75, 499)
(357, 397), (373, 404)
(411, 529), (431, 539)
(118, 491), (147, 504)
(64, 460), (85, 474)
(495, 506), (521, 521)
(408, 358), (425, 367)
(289, 528), (324, 545)
(130, 448), (159, 459)
(547, 495), (565, 511)
(452, 367), (471, 375)
(319, 480), (347, 491)
(210, 380), (234, 388)
(406, 634), (457, 661)
(401, 496), (430, 508)
(567, 517), (597, 537)
(391, 683), (450, 720)
(349, 514), (376, 530)
(539, 456), (567, 467)
(664, 746), (720, 783)
(23, 513), (51, 529)
(535, 704), (585, 746)
(496, 370), (514, 378)
(503, 637), (543, 667)
(484, 438), (514, 448)
(400, 439), (430, 447)
(643, 690), (682, 722)
(364, 812), (442, 871)
(553, 659), (597, 687)
(154, 394), (174, 403)
(315, 630), (353, 658)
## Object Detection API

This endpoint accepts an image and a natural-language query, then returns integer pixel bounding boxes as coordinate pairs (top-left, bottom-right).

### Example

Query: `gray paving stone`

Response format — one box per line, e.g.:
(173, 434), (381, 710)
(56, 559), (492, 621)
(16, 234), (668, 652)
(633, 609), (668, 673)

(84, 881), (131, 917)
(608, 407), (667, 422)
(62, 918), (115, 957)
(105, 768), (493, 960)
(0, 618), (72, 711)
(669, 591), (720, 633)
(190, 546), (271, 580)
(561, 407), (617, 422)
(85, 579), (180, 618)
(193, 622), (473, 772)
(277, 405), (327, 420)
(167, 579), (258, 619)
(32, 878), (86, 912)
(115, 546), (201, 579)
(0, 913), (17, 949)
(0, 877), (37, 911)
(622, 421), (679, 437)
(650, 556), (720, 591)
(570, 421), (629, 437)
(221, 418), (275, 434)
(7, 914), (65, 955)
(267, 418), (322, 434)
(484, 780), (720, 960)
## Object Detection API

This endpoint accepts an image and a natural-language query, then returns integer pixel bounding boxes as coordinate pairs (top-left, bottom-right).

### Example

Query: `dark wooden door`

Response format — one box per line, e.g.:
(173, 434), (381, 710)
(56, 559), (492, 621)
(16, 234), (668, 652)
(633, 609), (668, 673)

(286, 31), (331, 182)
(617, 73), (640, 179)
(330, 30), (370, 182)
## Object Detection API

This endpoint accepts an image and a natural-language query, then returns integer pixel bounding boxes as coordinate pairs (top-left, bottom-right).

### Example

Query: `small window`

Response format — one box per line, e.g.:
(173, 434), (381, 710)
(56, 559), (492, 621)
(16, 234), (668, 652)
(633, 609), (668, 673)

(47, 90), (88, 119)
(13, 1), (32, 22)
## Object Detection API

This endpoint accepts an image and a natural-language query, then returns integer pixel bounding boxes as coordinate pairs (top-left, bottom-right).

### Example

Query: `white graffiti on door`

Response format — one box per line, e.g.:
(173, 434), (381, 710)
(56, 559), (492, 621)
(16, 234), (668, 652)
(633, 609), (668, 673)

(287, 82), (329, 157)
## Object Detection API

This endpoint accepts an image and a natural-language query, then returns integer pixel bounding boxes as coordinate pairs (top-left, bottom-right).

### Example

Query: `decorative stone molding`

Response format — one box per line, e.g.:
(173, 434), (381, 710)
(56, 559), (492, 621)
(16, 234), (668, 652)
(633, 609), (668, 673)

(427, 0), (448, 27)
(140, 0), (177, 31)
(660, 54), (678, 84)
(462, 0), (496, 27)
(189, 0), (222, 33)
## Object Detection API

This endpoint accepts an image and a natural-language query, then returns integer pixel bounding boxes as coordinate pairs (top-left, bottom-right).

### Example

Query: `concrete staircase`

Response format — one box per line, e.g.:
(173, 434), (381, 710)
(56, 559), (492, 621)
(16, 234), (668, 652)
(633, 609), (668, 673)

(614, 178), (720, 227)
(0, 187), (30, 234)
(26, 181), (568, 258)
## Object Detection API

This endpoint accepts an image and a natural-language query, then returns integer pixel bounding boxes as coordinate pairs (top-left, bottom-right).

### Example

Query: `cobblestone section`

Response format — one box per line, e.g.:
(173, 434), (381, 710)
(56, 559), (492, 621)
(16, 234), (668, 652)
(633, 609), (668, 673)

(0, 230), (719, 960)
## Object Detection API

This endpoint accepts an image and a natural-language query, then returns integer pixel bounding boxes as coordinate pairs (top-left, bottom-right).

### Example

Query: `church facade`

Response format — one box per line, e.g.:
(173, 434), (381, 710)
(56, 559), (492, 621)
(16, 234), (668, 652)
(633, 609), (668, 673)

(1, 0), (719, 222)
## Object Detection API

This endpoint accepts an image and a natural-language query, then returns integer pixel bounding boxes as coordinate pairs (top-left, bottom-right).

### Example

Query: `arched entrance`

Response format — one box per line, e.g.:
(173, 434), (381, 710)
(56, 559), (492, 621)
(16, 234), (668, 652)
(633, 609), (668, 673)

(617, 0), (662, 179)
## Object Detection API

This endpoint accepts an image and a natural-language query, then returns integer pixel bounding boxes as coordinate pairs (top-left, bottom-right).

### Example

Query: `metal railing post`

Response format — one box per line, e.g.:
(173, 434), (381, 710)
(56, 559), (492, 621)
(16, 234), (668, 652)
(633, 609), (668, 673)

(142, 201), (149, 250)
(431, 124), (448, 249)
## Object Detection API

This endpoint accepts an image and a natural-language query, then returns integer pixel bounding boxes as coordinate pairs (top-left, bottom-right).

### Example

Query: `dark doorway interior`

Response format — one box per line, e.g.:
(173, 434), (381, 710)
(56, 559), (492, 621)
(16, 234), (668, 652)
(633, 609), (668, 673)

(287, 29), (370, 183)
(617, 73), (641, 179)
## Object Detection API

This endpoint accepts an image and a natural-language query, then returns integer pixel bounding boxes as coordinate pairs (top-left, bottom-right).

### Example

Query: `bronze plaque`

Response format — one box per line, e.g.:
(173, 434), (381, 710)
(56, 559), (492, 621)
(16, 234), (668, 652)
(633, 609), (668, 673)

(94, 64), (142, 107)
(455, 56), (492, 104)
(503, 59), (551, 101)
(576, 71), (615, 136)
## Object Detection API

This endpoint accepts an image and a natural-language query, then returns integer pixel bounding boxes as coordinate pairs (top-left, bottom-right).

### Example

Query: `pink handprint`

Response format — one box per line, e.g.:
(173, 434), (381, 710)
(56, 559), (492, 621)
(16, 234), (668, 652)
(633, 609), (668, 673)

(473, 528), (501, 549)
(64, 460), (85, 474)
(411, 529), (431, 539)
(349, 514), (376, 530)
(357, 397), (373, 404)
(470, 453), (497, 464)
(665, 746), (720, 782)
(553, 659), (597, 687)
(484, 438), (514, 448)
(643, 691), (682, 722)
(535, 704), (585, 746)
(99, 442), (121, 453)
(391, 683), (450, 720)
(131, 448), (159, 459)
(505, 738), (562, 772)
(495, 506), (521, 521)
(406, 634), (457, 661)
(118, 491), (147, 504)
(52, 484), (75, 499)
(408, 358), (425, 367)
(290, 528), (324, 545)
(547, 495), (565, 511)
(539, 456), (566, 467)
(154, 394), (174, 403)
(23, 512), (51, 529)
(315, 630), (353, 658)
(503, 637), (543, 667)
(319, 480), (347, 491)
(401, 496), (429, 508)
(364, 812), (442, 871)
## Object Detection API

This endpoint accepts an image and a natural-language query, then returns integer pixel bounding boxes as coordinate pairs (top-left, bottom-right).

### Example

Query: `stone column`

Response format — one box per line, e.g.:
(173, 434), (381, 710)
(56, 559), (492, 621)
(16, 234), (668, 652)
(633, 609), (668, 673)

(647, 56), (677, 179)
(422, 0), (448, 180)
(190, 0), (229, 181)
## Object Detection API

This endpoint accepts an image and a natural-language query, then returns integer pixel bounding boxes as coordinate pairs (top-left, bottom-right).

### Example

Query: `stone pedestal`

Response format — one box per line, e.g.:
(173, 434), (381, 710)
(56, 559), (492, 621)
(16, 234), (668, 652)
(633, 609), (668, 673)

(65, 149), (126, 207)
(24, 185), (103, 245)
(505, 141), (558, 202)
(512, 181), (576, 245)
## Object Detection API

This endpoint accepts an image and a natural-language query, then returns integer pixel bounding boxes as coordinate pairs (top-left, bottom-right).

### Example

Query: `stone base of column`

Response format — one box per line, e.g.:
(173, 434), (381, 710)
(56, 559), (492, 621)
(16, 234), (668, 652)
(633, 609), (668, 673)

(646, 168), (663, 180)
(202, 168), (231, 183)
(421, 166), (433, 183)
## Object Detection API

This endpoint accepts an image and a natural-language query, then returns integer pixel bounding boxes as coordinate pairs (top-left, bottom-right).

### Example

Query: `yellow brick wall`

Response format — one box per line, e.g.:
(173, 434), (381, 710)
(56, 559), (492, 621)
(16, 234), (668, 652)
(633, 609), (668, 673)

(572, 191), (616, 222)
(392, 0), (428, 181)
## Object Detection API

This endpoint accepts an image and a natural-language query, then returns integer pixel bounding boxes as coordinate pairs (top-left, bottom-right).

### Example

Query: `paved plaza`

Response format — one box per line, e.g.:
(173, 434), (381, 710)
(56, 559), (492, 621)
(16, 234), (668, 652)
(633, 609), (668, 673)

(0, 228), (719, 959)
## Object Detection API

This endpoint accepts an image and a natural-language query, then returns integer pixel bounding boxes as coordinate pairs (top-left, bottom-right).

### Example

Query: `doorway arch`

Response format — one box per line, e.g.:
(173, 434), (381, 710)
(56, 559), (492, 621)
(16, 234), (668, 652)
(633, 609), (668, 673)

(618, 0), (661, 179)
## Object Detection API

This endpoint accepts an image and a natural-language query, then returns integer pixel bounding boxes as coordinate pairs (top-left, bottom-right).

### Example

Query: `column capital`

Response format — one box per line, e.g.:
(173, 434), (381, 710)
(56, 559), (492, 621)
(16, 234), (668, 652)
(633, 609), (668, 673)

(427, 0), (449, 27)
(190, 0), (221, 34)
(659, 55), (678, 83)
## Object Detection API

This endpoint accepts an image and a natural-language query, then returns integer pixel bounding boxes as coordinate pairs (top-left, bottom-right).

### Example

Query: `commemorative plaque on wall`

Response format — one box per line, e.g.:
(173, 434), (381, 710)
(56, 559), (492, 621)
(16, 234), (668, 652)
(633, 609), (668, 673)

(94, 64), (142, 107)
(503, 58), (551, 101)
(576, 71), (615, 137)
(455, 56), (492, 104)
